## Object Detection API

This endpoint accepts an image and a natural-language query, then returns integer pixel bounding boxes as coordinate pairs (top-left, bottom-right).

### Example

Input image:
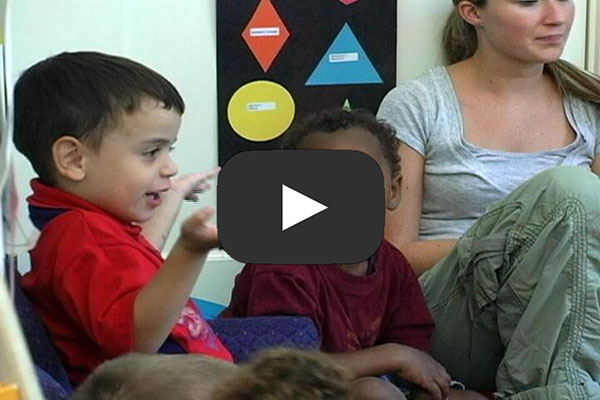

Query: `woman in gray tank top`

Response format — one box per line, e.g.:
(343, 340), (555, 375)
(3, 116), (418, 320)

(378, 1), (600, 398)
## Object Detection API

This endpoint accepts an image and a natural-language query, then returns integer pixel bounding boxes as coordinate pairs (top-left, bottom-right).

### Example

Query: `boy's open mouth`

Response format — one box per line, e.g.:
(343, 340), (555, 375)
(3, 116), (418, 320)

(145, 191), (161, 201)
(146, 187), (169, 198)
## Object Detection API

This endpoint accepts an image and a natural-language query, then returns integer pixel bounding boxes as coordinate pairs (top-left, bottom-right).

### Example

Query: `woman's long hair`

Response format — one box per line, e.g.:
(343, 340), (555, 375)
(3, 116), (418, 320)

(442, 0), (600, 103)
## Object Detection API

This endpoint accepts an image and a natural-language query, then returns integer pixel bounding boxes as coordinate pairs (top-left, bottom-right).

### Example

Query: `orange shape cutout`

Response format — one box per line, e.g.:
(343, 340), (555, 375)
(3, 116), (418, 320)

(242, 0), (290, 72)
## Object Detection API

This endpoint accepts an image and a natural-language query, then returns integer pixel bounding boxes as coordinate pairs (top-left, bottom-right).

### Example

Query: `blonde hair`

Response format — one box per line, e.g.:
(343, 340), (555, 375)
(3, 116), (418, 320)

(443, 0), (600, 103)
(72, 353), (238, 400)
(74, 349), (352, 400)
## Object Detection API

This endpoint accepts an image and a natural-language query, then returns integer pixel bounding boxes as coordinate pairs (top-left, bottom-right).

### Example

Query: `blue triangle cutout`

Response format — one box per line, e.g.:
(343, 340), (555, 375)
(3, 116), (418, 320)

(306, 23), (383, 86)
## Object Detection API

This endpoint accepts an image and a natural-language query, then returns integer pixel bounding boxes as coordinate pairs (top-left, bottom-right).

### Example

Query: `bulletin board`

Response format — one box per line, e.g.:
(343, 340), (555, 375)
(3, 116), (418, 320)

(217, 0), (397, 164)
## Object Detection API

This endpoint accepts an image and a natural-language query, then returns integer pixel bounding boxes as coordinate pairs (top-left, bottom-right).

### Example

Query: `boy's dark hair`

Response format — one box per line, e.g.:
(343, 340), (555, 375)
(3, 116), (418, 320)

(282, 108), (401, 177)
(13, 51), (185, 185)
(212, 348), (352, 400)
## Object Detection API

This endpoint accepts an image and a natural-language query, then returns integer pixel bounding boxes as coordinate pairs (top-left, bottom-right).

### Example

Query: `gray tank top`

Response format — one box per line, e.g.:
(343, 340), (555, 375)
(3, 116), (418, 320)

(377, 67), (600, 240)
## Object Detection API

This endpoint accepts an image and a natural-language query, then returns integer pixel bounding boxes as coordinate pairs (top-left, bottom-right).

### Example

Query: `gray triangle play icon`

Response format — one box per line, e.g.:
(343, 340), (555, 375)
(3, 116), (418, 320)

(282, 184), (328, 231)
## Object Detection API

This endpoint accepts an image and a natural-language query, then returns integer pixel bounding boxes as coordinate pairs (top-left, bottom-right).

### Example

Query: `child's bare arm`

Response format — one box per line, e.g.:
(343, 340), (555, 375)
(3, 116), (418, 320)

(133, 207), (219, 352)
(328, 343), (450, 400)
(413, 389), (489, 400)
(140, 168), (219, 251)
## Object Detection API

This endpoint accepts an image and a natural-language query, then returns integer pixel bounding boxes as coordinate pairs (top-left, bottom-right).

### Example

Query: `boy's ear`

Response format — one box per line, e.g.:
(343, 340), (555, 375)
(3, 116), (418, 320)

(457, 0), (483, 28)
(52, 136), (88, 182)
(387, 173), (401, 211)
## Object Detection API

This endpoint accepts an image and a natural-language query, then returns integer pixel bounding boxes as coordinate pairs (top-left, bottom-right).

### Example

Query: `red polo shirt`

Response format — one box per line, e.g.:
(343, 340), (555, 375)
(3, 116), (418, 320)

(22, 180), (232, 384)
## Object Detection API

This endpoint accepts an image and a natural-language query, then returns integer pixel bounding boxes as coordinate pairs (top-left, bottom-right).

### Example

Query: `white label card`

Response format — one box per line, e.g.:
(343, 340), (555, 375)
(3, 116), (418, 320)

(250, 27), (280, 37)
(247, 102), (277, 112)
(329, 53), (359, 63)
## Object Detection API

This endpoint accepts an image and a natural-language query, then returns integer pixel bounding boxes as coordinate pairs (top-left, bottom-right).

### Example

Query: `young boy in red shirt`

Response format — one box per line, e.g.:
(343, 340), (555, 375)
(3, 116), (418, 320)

(223, 109), (485, 400)
(14, 51), (232, 384)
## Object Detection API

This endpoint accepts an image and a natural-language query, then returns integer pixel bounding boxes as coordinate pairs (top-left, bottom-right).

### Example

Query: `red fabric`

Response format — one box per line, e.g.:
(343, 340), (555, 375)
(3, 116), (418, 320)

(22, 180), (232, 384)
(223, 240), (434, 353)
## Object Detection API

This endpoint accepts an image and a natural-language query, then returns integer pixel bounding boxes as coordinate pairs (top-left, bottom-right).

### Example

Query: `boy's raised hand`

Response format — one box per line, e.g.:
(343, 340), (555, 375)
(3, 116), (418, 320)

(140, 167), (220, 251)
(396, 346), (451, 400)
(178, 206), (219, 254)
(171, 167), (220, 202)
(174, 167), (220, 254)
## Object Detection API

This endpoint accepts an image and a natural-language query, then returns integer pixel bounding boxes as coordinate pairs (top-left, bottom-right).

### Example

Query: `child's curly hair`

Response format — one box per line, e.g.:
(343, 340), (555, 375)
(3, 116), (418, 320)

(282, 108), (401, 178)
(212, 348), (352, 400)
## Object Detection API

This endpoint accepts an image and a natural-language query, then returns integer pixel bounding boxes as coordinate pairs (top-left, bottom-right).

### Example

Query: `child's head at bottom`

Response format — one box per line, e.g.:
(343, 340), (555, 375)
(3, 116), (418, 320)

(72, 353), (238, 400)
(282, 108), (402, 212)
(72, 348), (352, 400)
(212, 348), (352, 400)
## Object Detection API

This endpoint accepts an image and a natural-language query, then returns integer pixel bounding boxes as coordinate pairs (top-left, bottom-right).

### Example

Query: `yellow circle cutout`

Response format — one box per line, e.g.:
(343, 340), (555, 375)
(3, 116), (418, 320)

(227, 80), (295, 142)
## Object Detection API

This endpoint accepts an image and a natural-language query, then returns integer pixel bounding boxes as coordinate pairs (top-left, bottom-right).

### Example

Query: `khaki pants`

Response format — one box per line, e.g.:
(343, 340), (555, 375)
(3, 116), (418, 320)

(421, 166), (600, 399)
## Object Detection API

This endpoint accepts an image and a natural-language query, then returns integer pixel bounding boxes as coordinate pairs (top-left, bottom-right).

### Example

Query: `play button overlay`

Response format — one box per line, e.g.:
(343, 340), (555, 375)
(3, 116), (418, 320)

(218, 150), (384, 264)
(282, 184), (328, 231)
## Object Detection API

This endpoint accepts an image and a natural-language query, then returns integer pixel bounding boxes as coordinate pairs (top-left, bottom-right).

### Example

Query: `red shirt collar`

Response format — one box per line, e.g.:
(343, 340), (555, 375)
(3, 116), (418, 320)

(28, 179), (142, 234)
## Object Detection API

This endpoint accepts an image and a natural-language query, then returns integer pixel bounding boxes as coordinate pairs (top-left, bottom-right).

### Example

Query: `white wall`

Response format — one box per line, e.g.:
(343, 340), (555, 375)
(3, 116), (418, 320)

(8, 0), (590, 305)
(566, 0), (587, 67)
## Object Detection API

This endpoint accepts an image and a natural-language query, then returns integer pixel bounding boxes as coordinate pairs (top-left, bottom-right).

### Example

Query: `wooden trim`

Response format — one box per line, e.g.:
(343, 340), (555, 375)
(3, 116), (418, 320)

(587, 0), (600, 73)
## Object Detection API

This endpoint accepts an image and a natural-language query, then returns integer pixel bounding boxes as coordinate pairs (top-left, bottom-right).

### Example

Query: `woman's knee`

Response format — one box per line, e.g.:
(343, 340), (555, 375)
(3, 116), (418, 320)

(505, 166), (600, 217)
(350, 377), (407, 400)
(532, 166), (600, 203)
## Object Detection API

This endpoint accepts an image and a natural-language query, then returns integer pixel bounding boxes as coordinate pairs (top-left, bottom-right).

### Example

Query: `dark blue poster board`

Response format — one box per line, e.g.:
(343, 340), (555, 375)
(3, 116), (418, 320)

(217, 0), (397, 164)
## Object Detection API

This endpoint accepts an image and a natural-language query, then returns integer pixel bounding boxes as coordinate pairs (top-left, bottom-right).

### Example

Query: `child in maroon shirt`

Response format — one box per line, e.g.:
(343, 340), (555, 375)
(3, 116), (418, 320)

(223, 240), (431, 355)
(223, 109), (484, 400)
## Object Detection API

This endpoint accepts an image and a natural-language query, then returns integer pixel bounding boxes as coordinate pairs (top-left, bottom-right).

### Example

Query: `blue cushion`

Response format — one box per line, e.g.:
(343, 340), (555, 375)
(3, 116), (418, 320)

(209, 316), (321, 363)
(5, 264), (73, 393)
(36, 366), (71, 400)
